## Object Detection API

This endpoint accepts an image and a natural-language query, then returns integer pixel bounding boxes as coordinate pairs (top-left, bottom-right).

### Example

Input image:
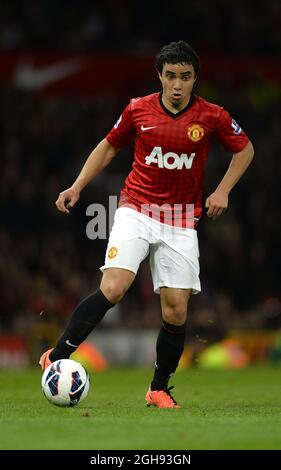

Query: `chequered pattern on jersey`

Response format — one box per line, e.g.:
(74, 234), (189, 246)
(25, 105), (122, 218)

(106, 93), (249, 226)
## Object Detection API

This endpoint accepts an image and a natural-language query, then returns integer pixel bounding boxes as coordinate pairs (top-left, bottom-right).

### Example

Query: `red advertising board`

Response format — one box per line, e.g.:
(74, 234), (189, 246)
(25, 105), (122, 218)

(0, 335), (29, 368)
(0, 52), (279, 98)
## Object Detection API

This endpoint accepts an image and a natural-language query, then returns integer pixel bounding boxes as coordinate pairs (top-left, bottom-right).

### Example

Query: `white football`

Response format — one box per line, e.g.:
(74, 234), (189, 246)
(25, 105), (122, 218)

(41, 359), (90, 407)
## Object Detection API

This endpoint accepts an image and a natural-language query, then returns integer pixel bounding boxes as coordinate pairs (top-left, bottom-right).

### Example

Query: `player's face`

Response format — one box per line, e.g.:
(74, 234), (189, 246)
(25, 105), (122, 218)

(159, 63), (196, 111)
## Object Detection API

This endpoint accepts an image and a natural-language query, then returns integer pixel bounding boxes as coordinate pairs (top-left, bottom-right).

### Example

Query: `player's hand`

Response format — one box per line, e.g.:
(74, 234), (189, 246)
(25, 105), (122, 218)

(205, 190), (228, 220)
(55, 186), (80, 214)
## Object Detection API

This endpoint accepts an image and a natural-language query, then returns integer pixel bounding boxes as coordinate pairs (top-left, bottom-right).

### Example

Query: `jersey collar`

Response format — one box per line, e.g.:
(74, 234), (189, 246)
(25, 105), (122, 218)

(159, 92), (195, 118)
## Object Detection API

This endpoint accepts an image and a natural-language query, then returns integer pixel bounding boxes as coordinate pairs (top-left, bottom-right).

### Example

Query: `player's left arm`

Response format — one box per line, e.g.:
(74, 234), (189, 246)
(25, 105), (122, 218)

(206, 140), (254, 220)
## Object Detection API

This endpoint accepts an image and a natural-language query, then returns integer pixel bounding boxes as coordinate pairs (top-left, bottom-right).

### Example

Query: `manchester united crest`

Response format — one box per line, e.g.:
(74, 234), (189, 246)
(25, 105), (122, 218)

(187, 124), (204, 142)
(108, 247), (118, 259)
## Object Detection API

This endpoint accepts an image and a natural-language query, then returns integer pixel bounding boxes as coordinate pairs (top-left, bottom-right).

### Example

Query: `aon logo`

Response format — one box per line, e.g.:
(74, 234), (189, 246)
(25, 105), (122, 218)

(145, 146), (195, 170)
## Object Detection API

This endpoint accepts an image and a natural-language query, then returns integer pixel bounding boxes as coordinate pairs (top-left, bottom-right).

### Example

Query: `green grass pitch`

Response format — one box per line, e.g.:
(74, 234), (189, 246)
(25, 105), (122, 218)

(1, 365), (281, 450)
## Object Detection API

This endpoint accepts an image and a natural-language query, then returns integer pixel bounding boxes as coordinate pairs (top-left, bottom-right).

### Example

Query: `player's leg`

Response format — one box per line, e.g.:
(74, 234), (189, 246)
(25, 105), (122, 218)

(41, 268), (135, 367)
(145, 287), (191, 409)
(152, 287), (191, 387)
(146, 228), (200, 407)
(145, 288), (191, 408)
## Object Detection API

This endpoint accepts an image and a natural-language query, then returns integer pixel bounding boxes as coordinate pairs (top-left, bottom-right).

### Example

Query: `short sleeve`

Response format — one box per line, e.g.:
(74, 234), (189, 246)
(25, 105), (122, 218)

(215, 108), (249, 153)
(106, 103), (135, 149)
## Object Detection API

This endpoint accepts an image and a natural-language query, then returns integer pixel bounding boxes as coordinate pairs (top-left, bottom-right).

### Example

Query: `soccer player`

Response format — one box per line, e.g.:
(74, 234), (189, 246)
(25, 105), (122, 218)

(40, 41), (254, 408)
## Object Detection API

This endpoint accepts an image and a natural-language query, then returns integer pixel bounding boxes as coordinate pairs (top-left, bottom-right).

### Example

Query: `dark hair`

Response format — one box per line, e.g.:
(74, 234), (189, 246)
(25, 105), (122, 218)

(155, 41), (200, 76)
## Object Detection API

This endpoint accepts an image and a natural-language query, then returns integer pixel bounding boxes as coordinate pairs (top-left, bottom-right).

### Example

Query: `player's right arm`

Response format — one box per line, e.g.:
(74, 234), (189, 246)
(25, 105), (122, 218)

(56, 138), (119, 214)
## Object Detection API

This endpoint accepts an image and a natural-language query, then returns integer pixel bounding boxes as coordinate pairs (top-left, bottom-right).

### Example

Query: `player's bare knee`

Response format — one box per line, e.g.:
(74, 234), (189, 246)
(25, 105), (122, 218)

(162, 305), (187, 325)
(100, 275), (130, 304)
(100, 271), (133, 304)
(101, 287), (123, 304)
(100, 281), (127, 304)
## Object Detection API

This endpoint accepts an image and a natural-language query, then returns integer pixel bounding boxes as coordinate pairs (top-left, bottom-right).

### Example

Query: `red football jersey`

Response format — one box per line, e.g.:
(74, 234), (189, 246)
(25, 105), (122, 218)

(106, 93), (249, 228)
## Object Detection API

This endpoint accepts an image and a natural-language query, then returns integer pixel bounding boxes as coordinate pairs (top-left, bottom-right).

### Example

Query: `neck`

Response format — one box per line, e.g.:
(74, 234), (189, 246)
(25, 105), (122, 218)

(161, 94), (191, 114)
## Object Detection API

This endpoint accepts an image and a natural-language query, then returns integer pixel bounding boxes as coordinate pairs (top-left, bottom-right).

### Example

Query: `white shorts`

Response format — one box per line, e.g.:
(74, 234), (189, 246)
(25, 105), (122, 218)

(100, 207), (201, 295)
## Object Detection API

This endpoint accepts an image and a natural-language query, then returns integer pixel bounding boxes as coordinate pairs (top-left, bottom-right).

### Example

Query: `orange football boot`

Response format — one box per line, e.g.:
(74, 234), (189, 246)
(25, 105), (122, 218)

(145, 385), (181, 409)
(39, 348), (54, 370)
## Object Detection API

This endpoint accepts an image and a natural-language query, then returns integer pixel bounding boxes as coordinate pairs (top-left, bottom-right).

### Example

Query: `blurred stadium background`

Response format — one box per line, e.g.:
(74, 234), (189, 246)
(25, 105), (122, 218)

(0, 0), (280, 371)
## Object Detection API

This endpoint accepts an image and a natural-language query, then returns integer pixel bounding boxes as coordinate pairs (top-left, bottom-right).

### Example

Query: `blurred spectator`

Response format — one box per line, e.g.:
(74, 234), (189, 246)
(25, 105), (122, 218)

(0, 0), (280, 54)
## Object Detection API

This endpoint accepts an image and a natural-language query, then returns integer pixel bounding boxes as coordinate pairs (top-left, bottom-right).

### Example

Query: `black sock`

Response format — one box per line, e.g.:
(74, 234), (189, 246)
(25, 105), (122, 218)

(50, 289), (114, 361)
(151, 321), (187, 391)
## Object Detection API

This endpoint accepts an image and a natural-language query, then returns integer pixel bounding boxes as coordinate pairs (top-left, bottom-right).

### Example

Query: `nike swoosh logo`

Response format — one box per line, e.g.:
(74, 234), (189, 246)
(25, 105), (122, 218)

(141, 125), (157, 131)
(65, 340), (78, 348)
(14, 59), (84, 90)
